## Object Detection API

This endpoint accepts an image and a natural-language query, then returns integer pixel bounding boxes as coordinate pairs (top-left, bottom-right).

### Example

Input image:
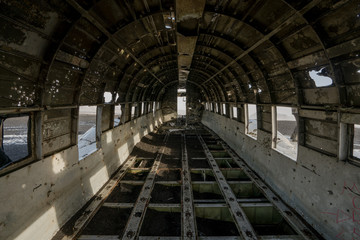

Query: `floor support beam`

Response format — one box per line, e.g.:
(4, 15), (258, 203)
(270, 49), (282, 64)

(122, 133), (170, 239)
(196, 132), (258, 240)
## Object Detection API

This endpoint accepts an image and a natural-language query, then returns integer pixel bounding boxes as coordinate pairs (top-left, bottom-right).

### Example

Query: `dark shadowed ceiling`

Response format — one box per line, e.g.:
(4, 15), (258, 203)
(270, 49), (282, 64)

(0, 0), (359, 108)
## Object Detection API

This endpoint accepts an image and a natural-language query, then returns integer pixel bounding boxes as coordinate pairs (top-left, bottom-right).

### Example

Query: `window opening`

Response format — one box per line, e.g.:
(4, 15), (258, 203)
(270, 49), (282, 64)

(131, 105), (136, 119)
(114, 105), (122, 127)
(78, 106), (97, 160)
(141, 102), (145, 115)
(272, 107), (298, 160)
(246, 104), (257, 139)
(353, 124), (360, 159)
(0, 115), (30, 169)
(177, 88), (186, 117)
(222, 103), (227, 115)
(232, 107), (238, 119)
(152, 102), (156, 117)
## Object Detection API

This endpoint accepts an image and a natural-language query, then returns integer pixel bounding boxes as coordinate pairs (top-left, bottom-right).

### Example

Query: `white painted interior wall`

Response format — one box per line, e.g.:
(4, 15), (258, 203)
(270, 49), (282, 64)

(202, 111), (359, 239)
(0, 111), (163, 240)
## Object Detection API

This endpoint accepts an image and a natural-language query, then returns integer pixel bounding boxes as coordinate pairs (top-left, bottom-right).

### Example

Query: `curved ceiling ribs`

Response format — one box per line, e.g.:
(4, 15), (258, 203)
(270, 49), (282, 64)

(0, 0), (359, 109)
(200, 1), (316, 105)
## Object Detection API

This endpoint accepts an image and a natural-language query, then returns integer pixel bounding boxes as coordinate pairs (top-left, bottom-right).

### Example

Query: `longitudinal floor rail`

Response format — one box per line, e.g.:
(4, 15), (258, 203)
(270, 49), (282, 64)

(181, 133), (197, 239)
(122, 132), (170, 239)
(196, 131), (258, 240)
(53, 124), (321, 240)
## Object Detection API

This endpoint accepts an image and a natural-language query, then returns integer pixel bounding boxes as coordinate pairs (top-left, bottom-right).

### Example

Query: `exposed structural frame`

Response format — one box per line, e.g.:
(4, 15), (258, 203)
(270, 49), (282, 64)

(56, 124), (322, 240)
(181, 133), (197, 239)
(122, 133), (170, 239)
(196, 132), (258, 240)
(60, 156), (138, 240)
(203, 126), (320, 240)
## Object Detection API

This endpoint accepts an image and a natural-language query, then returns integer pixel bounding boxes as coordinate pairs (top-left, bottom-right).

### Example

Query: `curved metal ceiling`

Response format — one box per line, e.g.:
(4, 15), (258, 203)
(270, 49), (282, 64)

(0, 0), (359, 108)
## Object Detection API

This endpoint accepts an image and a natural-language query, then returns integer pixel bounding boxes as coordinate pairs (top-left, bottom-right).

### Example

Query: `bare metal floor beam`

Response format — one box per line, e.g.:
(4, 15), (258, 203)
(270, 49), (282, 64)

(121, 133), (170, 240)
(196, 132), (258, 240)
(203, 126), (319, 240)
(181, 133), (197, 239)
(60, 124), (321, 240)
(60, 156), (137, 240)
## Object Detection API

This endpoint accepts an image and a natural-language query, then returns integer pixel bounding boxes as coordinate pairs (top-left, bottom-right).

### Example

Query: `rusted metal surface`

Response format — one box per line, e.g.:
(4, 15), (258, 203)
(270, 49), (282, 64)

(53, 123), (318, 240)
(122, 132), (170, 240)
(181, 133), (197, 239)
(196, 132), (258, 240)
(0, 0), (358, 108)
(203, 126), (320, 240)
(60, 156), (137, 240)
(0, 2), (359, 238)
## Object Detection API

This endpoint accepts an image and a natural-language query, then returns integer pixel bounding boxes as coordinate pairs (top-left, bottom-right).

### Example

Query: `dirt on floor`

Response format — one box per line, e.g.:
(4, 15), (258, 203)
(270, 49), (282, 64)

(253, 221), (296, 236)
(139, 209), (181, 236)
(130, 132), (164, 159)
(105, 183), (143, 203)
(122, 170), (149, 181)
(134, 159), (154, 168)
(191, 172), (216, 181)
(189, 159), (211, 169)
(81, 207), (132, 235)
(150, 184), (181, 203)
(196, 217), (239, 236)
(193, 191), (224, 200)
(155, 169), (181, 181)
(159, 158), (182, 168)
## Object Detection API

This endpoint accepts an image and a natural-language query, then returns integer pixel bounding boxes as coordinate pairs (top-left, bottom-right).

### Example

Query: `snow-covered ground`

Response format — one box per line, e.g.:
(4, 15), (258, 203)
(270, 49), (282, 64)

(275, 131), (297, 160)
(77, 109), (97, 159)
(2, 117), (29, 162)
(247, 119), (257, 138)
(0, 110), (358, 164)
(78, 126), (97, 159)
(353, 123), (360, 158)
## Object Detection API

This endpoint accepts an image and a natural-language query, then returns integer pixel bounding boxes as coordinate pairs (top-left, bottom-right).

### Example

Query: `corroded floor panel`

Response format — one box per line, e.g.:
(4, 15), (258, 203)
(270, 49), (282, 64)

(54, 124), (321, 240)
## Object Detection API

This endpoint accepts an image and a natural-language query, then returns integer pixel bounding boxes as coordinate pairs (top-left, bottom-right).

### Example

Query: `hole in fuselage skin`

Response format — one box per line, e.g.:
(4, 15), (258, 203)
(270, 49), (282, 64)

(308, 68), (333, 87)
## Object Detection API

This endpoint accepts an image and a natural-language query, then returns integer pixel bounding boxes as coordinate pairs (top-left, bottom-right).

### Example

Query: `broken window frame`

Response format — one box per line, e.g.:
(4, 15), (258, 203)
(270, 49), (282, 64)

(338, 113), (360, 166)
(177, 96), (187, 116)
(222, 103), (227, 116)
(114, 104), (122, 127)
(77, 106), (101, 160)
(141, 102), (145, 116)
(232, 106), (238, 120)
(215, 103), (219, 114)
(347, 123), (360, 166)
(131, 104), (138, 120)
(0, 113), (32, 171)
(245, 104), (258, 140)
(148, 103), (151, 113)
(271, 106), (298, 161)
(152, 101), (156, 117)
